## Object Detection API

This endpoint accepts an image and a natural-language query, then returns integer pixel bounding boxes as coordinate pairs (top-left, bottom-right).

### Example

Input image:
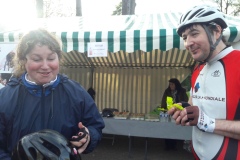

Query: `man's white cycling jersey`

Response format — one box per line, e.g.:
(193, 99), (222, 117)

(190, 47), (240, 160)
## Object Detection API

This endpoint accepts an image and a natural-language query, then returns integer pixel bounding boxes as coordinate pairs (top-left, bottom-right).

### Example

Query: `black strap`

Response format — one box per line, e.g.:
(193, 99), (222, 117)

(202, 24), (223, 63)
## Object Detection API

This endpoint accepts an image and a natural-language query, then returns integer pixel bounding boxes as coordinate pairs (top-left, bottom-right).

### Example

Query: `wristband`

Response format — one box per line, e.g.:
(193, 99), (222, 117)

(197, 109), (215, 132)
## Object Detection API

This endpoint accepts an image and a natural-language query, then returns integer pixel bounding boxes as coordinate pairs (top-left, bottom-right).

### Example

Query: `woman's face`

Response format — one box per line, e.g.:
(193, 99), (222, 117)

(25, 44), (59, 85)
(2, 79), (6, 85)
(169, 82), (176, 91)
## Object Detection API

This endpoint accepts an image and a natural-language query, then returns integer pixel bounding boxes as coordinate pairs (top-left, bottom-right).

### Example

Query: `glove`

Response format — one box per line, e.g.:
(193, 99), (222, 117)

(69, 127), (88, 143)
(70, 127), (90, 153)
(186, 106), (215, 132)
(185, 106), (199, 125)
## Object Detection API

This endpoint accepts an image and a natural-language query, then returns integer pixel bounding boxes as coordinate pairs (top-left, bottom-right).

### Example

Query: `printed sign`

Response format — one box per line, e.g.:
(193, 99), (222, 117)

(87, 42), (107, 57)
(0, 43), (17, 73)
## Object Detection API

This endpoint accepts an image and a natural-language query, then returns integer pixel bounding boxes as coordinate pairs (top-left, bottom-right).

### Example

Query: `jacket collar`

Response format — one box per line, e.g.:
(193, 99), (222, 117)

(8, 73), (69, 97)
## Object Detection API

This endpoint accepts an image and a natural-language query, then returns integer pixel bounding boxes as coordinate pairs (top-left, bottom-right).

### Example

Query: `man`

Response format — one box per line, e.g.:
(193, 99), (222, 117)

(168, 5), (240, 160)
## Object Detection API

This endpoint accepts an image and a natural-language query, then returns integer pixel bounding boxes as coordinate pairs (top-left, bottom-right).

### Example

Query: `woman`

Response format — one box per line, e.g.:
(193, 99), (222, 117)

(0, 79), (4, 89)
(161, 78), (188, 109)
(161, 78), (188, 150)
(0, 29), (105, 159)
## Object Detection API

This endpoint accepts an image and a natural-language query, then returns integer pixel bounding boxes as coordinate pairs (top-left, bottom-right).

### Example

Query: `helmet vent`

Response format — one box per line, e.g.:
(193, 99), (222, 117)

(28, 147), (37, 159)
(181, 11), (191, 23)
(41, 138), (61, 156)
(201, 11), (215, 17)
(190, 9), (203, 19)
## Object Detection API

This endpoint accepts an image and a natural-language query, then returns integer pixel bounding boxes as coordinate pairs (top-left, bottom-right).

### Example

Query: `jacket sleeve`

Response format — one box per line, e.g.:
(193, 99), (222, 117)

(0, 113), (11, 160)
(183, 91), (189, 102)
(179, 88), (189, 102)
(62, 78), (105, 154)
(161, 90), (168, 109)
(80, 90), (105, 154)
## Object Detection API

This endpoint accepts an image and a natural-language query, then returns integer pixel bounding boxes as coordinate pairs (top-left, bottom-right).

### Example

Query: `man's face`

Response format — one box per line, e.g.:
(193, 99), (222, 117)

(181, 25), (211, 62)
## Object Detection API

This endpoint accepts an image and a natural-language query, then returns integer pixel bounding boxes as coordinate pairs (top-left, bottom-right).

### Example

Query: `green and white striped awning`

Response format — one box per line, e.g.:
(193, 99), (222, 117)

(0, 13), (240, 53)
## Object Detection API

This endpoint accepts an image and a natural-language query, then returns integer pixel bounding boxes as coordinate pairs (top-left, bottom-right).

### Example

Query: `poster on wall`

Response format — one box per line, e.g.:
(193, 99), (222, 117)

(0, 43), (17, 73)
(87, 42), (107, 57)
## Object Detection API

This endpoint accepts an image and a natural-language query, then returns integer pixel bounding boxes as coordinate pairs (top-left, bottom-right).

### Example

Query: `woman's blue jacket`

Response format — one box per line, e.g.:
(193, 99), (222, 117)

(0, 74), (105, 159)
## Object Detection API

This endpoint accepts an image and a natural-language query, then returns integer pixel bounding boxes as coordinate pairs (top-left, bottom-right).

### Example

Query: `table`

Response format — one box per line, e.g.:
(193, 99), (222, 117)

(102, 118), (192, 159)
(103, 118), (192, 140)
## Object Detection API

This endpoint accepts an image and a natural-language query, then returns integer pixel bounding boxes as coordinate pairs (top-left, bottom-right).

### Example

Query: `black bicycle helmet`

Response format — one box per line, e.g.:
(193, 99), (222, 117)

(12, 129), (81, 160)
(177, 5), (227, 36)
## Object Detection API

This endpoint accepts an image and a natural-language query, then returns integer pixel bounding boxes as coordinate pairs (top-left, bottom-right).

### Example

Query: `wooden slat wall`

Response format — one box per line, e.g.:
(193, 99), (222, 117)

(61, 67), (92, 88)
(62, 67), (190, 114)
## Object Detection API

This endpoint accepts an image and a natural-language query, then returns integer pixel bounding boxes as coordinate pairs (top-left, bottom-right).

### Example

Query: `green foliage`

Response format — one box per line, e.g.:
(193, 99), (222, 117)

(112, 2), (122, 15)
(186, 91), (190, 98)
(146, 103), (160, 115)
(181, 75), (191, 91)
(149, 107), (161, 115)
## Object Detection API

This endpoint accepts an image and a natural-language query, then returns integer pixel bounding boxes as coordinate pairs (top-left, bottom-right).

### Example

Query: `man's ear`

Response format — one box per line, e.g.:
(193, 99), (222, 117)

(215, 25), (223, 39)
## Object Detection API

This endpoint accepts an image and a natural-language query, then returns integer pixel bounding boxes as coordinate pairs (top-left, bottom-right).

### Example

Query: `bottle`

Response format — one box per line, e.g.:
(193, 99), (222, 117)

(159, 111), (163, 122)
(164, 112), (169, 122)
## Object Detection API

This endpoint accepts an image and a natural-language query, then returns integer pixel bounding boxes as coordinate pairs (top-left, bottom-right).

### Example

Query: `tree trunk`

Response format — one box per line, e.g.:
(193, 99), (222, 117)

(36, 0), (44, 18)
(76, 0), (82, 16)
(122, 0), (136, 15)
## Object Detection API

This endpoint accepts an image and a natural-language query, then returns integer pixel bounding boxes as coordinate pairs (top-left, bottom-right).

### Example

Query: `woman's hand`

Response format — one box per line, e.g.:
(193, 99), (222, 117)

(70, 122), (90, 154)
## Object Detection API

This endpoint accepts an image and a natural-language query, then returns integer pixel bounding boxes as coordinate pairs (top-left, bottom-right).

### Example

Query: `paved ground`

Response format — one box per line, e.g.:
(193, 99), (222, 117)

(81, 134), (194, 160)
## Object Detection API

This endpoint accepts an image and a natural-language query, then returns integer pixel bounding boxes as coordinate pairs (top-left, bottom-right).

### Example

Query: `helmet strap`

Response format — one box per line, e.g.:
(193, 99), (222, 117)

(201, 24), (222, 63)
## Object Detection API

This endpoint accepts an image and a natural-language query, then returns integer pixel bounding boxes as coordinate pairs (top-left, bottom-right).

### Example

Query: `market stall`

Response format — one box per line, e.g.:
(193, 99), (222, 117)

(1, 13), (240, 113)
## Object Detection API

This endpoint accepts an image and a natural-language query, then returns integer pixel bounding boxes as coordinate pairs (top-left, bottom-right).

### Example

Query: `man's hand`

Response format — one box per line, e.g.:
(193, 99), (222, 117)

(168, 106), (183, 124)
(170, 105), (201, 126)
(70, 122), (90, 154)
(168, 104), (200, 126)
(169, 105), (215, 132)
(167, 102), (188, 124)
(185, 106), (200, 126)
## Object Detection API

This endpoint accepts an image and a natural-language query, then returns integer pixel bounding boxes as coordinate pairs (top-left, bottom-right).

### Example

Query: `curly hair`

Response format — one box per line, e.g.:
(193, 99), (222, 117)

(12, 29), (63, 77)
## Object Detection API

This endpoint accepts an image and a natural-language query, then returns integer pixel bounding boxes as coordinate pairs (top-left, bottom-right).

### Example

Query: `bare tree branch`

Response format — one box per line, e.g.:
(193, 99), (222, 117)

(43, 0), (74, 18)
